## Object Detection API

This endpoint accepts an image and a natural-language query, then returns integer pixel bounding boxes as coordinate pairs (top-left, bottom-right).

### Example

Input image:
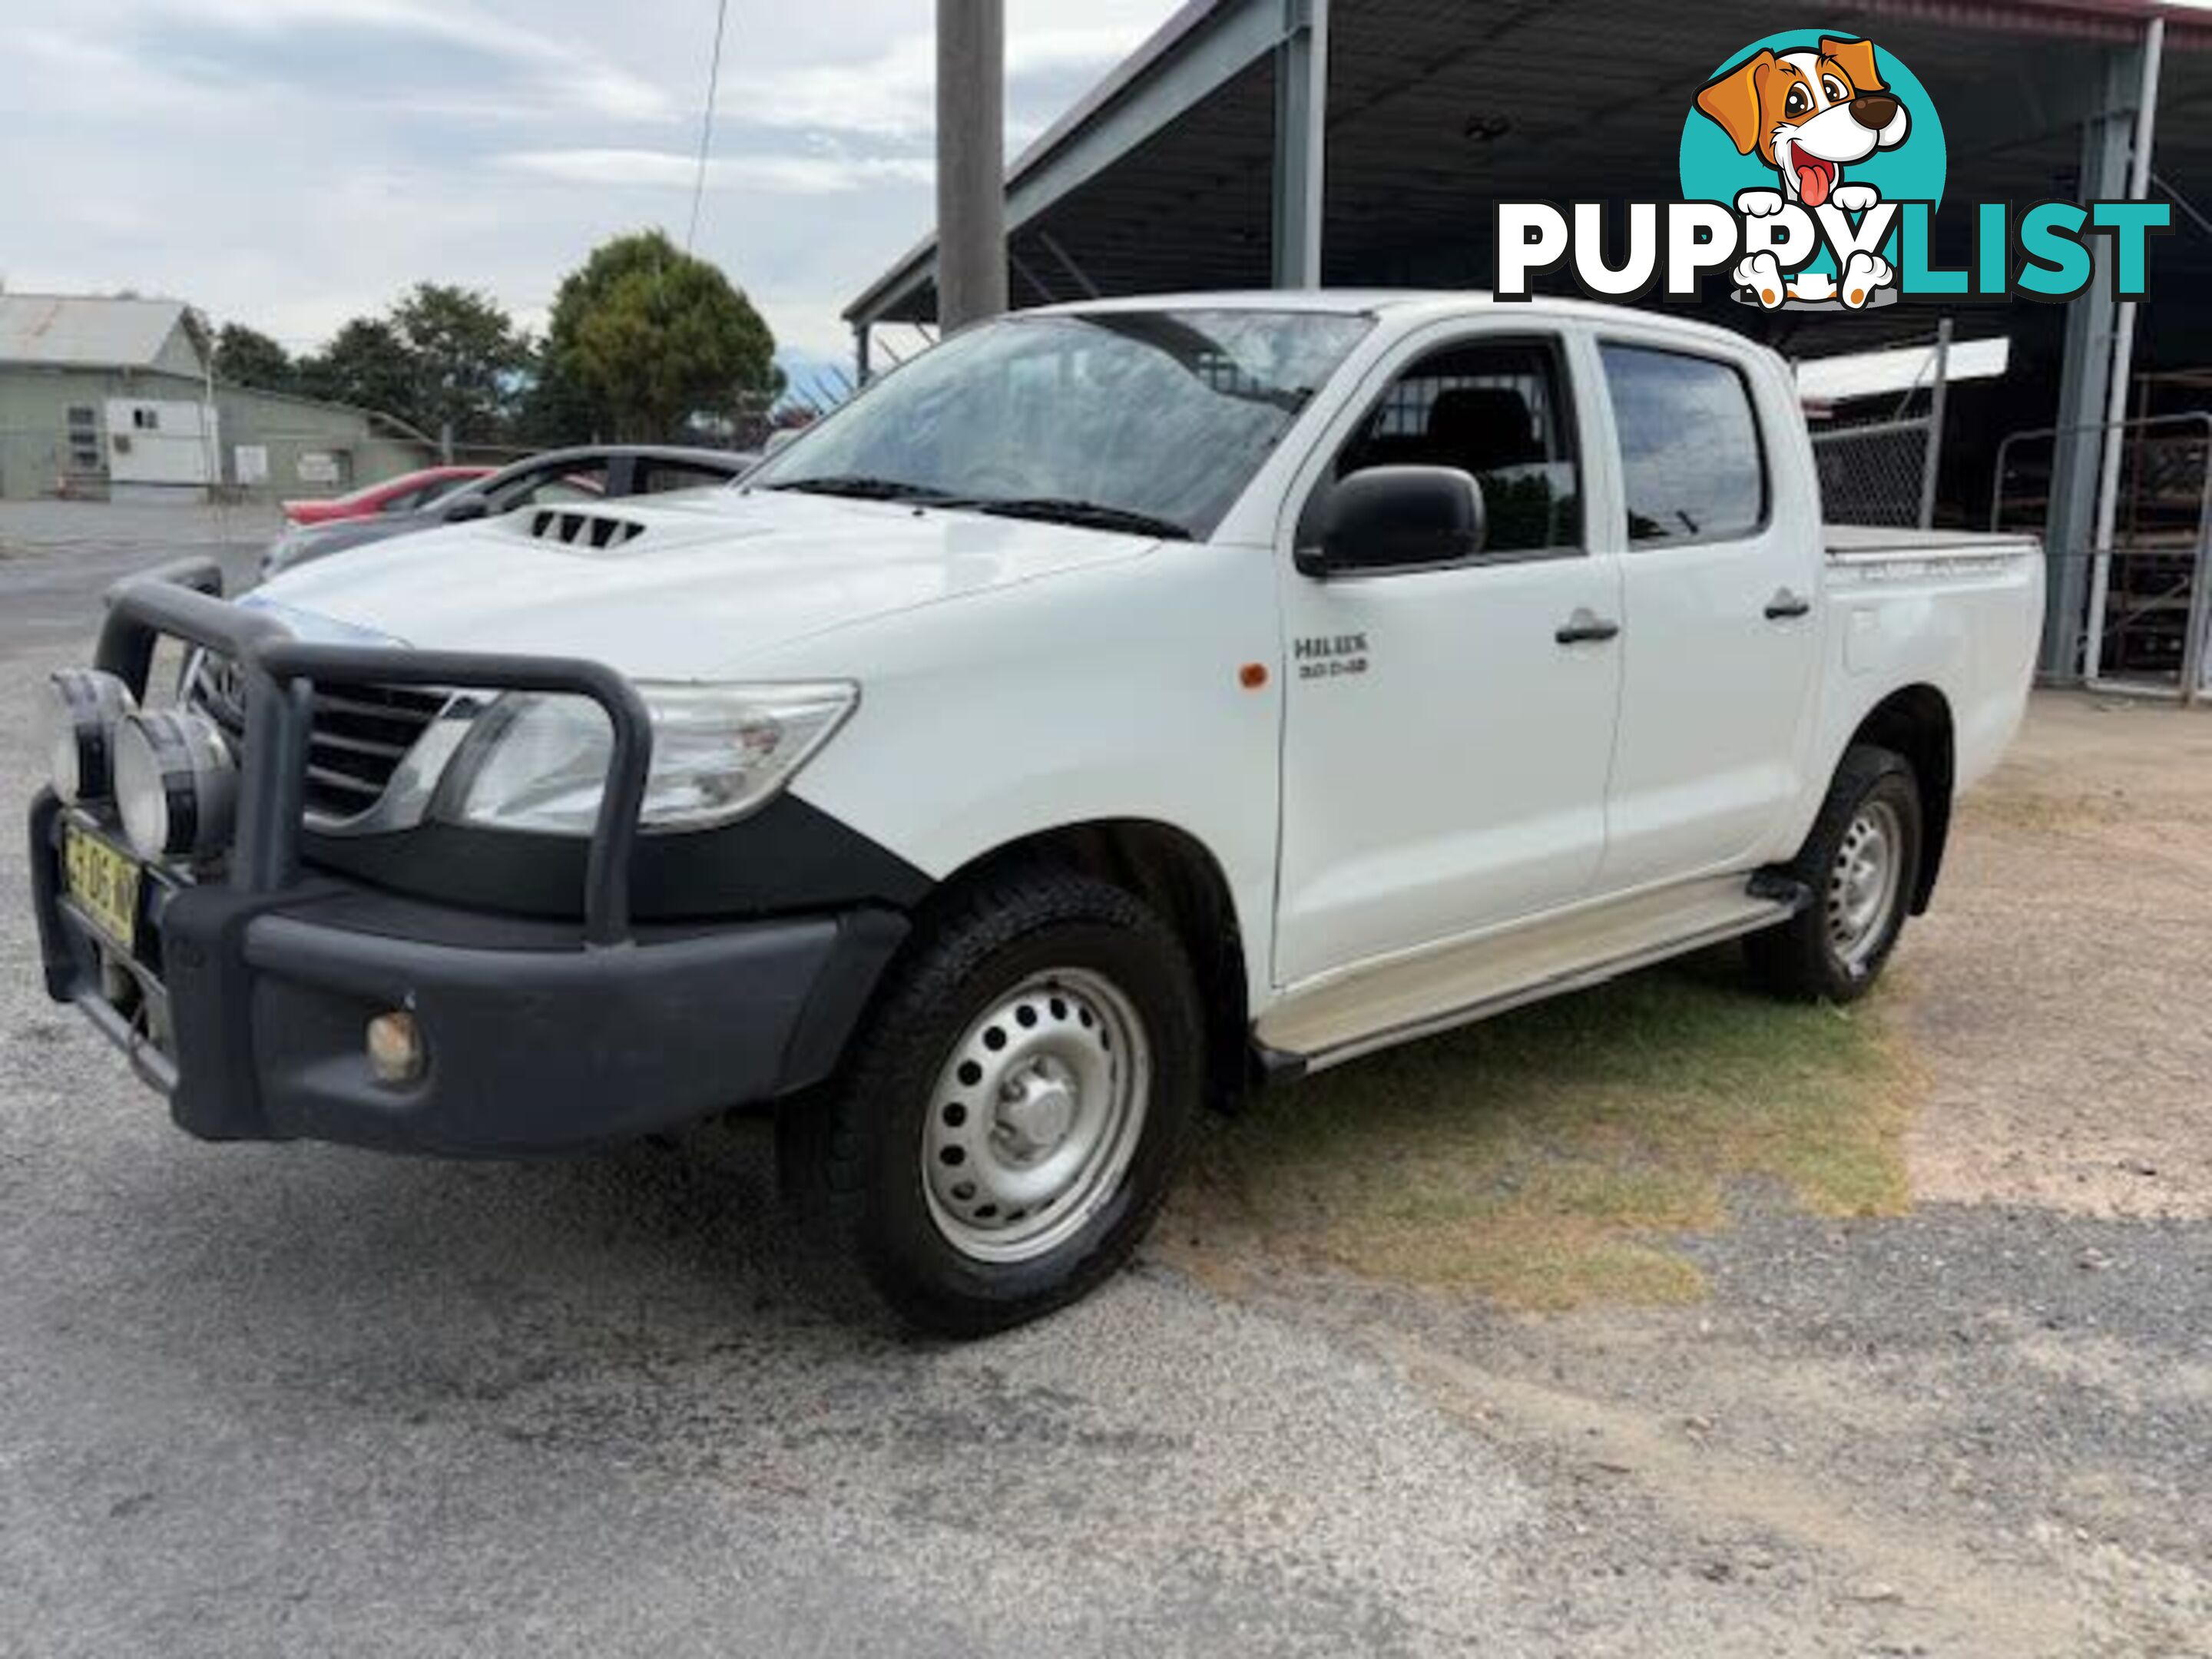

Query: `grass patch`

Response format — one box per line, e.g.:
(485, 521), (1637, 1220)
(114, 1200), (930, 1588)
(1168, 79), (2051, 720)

(1177, 952), (1919, 1310)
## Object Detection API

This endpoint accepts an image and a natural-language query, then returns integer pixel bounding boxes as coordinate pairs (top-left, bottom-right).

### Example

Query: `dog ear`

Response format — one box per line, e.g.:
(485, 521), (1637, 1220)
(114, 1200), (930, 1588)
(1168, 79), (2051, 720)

(1695, 50), (1773, 156)
(1820, 36), (1885, 95)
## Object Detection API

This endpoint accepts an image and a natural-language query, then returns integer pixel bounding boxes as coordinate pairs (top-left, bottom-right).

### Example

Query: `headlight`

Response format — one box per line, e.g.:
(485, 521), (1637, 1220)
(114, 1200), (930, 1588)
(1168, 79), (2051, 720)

(433, 681), (856, 836)
(41, 669), (137, 803)
(113, 709), (239, 862)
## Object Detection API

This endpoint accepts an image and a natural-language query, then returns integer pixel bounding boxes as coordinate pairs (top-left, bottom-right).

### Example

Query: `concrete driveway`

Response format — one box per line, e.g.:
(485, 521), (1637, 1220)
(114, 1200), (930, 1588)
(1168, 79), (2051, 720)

(1, 504), (2205, 1657)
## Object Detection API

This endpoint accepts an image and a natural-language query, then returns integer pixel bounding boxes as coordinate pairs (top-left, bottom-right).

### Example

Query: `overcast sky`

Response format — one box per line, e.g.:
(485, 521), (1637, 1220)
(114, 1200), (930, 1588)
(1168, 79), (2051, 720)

(1, 0), (1181, 369)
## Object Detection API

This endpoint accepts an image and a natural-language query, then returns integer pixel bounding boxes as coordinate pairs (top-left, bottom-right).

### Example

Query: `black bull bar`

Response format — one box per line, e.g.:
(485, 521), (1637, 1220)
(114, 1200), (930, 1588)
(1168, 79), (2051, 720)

(88, 555), (654, 946)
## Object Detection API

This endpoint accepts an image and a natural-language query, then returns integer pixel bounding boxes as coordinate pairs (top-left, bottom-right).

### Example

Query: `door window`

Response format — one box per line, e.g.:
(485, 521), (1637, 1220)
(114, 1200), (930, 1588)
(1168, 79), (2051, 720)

(494, 462), (611, 510)
(636, 459), (738, 494)
(1600, 345), (1767, 545)
(1336, 339), (1581, 555)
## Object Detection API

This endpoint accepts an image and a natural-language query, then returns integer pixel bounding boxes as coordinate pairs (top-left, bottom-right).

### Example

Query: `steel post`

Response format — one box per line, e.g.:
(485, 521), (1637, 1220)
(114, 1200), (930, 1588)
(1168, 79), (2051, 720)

(1271, 0), (1329, 288)
(936, 0), (1008, 331)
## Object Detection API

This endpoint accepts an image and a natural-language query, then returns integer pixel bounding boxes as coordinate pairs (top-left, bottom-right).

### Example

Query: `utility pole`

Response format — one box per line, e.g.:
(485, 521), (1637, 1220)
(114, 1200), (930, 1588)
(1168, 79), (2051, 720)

(936, 0), (1007, 332)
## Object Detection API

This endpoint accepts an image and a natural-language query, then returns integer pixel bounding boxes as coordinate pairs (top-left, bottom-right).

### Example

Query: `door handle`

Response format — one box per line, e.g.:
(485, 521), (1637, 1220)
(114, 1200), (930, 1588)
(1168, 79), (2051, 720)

(1764, 588), (1813, 621)
(1555, 608), (1621, 645)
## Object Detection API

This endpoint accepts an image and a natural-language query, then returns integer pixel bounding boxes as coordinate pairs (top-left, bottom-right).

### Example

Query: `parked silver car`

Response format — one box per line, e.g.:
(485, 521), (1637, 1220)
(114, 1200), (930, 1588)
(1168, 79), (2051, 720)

(260, 445), (758, 580)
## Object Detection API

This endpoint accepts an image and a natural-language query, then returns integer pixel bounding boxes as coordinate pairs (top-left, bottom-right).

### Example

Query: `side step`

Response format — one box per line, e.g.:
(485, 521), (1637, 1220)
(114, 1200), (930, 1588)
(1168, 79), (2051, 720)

(1255, 874), (1804, 1078)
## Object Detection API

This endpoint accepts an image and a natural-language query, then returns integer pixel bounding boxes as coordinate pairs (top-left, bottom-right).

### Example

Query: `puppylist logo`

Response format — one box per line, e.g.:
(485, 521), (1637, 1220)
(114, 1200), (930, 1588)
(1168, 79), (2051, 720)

(1493, 31), (2169, 310)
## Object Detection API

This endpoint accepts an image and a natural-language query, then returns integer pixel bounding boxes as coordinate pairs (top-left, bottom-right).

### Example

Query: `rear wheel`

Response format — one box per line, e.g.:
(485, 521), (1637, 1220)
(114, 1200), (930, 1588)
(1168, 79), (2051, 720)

(1747, 745), (1922, 1003)
(781, 872), (1202, 1336)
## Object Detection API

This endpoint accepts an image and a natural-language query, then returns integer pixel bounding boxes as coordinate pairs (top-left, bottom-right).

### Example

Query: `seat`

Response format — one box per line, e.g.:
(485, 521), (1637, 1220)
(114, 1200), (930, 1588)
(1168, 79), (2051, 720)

(1424, 386), (1541, 472)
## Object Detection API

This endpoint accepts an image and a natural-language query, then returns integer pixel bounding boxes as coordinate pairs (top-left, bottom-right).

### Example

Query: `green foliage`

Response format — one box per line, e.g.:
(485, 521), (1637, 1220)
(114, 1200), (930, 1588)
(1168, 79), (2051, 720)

(220, 237), (775, 445)
(290, 286), (524, 439)
(388, 282), (529, 442)
(296, 318), (417, 422)
(533, 230), (780, 442)
(1178, 959), (1916, 1310)
(213, 323), (293, 392)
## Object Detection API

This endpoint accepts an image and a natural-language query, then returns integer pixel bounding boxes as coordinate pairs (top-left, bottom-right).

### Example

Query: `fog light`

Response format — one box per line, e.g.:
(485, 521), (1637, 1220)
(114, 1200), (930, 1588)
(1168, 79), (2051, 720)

(113, 710), (237, 863)
(366, 1011), (426, 1086)
(41, 669), (137, 803)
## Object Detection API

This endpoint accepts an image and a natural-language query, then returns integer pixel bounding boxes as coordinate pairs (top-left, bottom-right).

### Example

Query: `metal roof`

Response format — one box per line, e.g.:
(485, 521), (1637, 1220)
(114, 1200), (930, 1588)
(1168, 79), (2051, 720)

(0, 293), (197, 371)
(846, 0), (2212, 353)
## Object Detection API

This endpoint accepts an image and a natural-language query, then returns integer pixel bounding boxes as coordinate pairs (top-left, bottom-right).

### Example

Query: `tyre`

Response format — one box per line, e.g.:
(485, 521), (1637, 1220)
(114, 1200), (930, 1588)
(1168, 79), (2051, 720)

(780, 871), (1203, 1336)
(1747, 744), (1923, 1004)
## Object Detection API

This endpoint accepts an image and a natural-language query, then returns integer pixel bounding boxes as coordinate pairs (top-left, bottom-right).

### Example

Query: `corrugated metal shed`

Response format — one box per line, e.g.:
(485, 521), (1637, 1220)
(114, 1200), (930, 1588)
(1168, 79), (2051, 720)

(846, 0), (2212, 344)
(0, 294), (197, 373)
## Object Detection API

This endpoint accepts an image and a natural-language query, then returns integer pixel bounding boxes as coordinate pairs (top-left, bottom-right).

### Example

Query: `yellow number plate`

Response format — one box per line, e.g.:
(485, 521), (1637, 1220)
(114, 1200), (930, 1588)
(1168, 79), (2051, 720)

(63, 824), (143, 950)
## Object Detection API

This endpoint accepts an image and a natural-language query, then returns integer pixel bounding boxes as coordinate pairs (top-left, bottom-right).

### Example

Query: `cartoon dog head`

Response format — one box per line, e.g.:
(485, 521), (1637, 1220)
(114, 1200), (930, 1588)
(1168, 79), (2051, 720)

(1695, 37), (1910, 207)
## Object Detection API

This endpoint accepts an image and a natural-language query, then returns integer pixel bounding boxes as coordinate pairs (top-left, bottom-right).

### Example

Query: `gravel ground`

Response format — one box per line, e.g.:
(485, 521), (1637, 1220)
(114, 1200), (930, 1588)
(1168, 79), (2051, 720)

(0, 502), (2206, 1657)
(1903, 694), (2212, 1218)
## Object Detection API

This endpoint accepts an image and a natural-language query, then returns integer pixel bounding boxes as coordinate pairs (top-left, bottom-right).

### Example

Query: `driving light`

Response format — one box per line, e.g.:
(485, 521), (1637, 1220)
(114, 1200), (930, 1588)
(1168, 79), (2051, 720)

(435, 681), (857, 836)
(113, 710), (239, 863)
(41, 670), (137, 803)
(366, 1010), (426, 1085)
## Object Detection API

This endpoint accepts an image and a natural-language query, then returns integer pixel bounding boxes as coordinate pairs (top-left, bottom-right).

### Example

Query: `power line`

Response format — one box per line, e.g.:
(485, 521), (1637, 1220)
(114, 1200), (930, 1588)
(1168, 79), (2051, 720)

(686, 0), (732, 253)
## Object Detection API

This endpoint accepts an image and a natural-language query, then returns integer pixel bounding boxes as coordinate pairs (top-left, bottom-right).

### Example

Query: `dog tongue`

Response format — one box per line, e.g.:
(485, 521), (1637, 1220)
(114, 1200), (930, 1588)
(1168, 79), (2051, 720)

(1798, 164), (1831, 207)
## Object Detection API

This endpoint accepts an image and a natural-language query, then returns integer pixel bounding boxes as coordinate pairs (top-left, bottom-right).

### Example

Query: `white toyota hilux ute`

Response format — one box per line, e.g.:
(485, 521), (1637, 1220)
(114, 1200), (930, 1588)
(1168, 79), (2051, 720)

(32, 293), (2042, 1333)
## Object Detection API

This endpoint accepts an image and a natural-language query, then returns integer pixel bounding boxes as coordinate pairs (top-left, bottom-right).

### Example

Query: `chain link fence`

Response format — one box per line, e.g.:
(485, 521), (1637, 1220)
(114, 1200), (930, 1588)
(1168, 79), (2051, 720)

(1808, 416), (1933, 527)
(1802, 321), (1952, 530)
(1993, 412), (2212, 700)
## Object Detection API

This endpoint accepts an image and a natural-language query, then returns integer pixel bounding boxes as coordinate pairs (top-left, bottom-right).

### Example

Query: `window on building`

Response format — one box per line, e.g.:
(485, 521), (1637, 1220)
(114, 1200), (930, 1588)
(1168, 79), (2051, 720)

(65, 406), (101, 472)
(1600, 344), (1768, 545)
(131, 406), (161, 432)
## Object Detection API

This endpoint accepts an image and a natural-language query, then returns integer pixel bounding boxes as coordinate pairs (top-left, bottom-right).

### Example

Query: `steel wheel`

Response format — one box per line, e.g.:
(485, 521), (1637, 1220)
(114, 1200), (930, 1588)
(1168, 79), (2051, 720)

(921, 967), (1152, 1264)
(1825, 797), (1906, 974)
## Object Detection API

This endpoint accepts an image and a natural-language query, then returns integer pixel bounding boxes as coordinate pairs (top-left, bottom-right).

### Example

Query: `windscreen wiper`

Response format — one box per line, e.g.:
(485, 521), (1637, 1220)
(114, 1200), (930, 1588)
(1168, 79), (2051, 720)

(969, 498), (1194, 541)
(760, 475), (953, 502)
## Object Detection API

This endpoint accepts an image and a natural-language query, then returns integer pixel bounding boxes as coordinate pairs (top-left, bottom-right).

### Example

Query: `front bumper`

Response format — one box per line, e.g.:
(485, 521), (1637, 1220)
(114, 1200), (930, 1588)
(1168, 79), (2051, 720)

(33, 793), (905, 1154)
(28, 559), (906, 1155)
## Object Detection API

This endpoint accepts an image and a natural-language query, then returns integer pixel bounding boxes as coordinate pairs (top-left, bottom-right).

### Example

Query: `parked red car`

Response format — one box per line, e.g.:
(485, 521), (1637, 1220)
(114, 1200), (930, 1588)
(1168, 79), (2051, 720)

(280, 465), (492, 527)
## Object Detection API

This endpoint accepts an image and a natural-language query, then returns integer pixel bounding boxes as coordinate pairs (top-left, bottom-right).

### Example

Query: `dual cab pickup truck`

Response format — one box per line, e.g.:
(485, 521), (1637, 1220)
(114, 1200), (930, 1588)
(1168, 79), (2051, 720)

(31, 293), (2042, 1333)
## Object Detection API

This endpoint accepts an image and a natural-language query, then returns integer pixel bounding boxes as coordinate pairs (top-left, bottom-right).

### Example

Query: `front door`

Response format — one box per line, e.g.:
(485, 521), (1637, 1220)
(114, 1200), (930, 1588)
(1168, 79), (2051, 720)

(1273, 331), (1624, 986)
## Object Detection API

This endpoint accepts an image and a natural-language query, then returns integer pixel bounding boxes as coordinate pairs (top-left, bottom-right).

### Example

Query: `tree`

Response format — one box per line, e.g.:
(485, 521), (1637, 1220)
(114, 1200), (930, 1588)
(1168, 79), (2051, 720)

(178, 304), (214, 371)
(389, 282), (528, 443)
(296, 318), (417, 422)
(536, 230), (779, 442)
(213, 323), (293, 392)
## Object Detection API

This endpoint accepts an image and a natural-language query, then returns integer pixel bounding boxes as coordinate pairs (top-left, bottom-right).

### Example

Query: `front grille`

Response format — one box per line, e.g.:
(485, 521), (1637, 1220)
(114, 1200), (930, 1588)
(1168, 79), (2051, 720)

(187, 654), (448, 823)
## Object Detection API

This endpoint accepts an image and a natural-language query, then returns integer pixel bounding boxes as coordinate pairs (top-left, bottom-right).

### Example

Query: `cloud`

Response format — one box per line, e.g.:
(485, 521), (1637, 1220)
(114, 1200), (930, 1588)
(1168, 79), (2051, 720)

(1, 0), (1182, 374)
(712, 19), (1156, 142)
(66, 0), (675, 120)
(498, 149), (935, 194)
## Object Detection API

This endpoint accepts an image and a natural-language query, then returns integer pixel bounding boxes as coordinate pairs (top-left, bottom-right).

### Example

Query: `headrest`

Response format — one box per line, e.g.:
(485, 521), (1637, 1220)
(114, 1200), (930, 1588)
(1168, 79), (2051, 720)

(1427, 386), (1543, 467)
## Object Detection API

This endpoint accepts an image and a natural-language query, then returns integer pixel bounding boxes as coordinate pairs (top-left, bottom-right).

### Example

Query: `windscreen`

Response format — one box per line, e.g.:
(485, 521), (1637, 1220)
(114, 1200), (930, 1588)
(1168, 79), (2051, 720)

(747, 309), (1373, 541)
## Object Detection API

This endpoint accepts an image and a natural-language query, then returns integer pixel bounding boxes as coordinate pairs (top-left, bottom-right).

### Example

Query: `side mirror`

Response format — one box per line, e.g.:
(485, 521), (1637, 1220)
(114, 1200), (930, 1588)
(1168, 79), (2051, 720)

(1297, 465), (1486, 578)
(443, 496), (493, 523)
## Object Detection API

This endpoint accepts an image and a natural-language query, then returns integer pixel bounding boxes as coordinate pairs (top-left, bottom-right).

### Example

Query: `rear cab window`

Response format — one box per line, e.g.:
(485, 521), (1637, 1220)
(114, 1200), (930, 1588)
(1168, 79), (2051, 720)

(1599, 343), (1768, 545)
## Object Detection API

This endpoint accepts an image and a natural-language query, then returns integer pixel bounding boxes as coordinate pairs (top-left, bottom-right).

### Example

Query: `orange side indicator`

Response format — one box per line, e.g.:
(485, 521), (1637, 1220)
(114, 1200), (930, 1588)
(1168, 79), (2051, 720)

(1239, 662), (1269, 690)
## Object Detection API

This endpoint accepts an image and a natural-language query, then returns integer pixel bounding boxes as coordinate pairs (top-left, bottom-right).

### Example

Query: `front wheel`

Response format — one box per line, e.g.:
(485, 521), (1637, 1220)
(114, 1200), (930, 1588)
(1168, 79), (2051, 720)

(780, 873), (1203, 1336)
(1747, 744), (1923, 1003)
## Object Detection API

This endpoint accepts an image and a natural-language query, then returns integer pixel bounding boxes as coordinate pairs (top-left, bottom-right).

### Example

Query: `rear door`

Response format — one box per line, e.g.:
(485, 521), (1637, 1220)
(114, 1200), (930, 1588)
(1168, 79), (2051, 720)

(1593, 337), (1822, 892)
(1273, 326), (1626, 985)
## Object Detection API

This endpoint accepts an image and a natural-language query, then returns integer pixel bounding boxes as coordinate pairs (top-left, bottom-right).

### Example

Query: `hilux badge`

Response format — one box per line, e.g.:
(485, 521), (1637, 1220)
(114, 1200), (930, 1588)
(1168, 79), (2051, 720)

(1295, 633), (1370, 680)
